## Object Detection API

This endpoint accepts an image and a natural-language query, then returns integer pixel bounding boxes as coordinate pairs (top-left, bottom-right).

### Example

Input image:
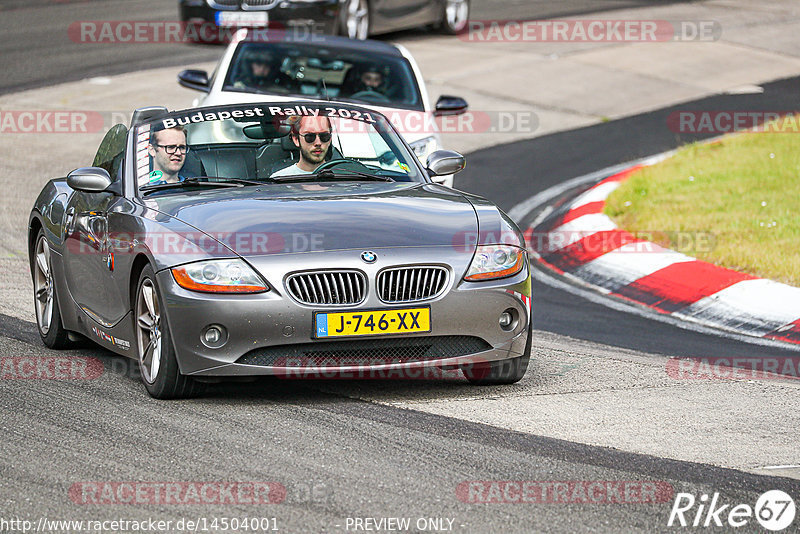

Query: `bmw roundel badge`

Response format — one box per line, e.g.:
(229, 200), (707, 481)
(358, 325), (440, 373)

(360, 251), (377, 264)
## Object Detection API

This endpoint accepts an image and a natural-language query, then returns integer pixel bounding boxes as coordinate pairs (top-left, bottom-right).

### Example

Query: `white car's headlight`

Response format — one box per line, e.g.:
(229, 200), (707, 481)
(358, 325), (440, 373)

(409, 136), (438, 159)
(172, 259), (269, 294)
(464, 245), (525, 282)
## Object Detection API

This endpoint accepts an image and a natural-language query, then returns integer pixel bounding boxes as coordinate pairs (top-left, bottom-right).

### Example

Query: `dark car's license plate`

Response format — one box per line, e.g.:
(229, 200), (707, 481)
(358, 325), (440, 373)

(314, 307), (430, 338)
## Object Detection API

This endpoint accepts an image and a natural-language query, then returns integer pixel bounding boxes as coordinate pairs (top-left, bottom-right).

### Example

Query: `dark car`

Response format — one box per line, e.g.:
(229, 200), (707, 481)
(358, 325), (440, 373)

(179, 0), (469, 40)
(29, 102), (532, 399)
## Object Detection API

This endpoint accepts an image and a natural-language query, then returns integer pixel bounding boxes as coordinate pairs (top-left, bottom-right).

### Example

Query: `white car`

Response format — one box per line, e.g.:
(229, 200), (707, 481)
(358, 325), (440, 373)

(178, 29), (468, 187)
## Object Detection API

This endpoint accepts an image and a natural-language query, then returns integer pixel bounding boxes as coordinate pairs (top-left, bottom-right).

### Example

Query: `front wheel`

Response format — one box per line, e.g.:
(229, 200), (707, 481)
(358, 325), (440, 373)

(439, 0), (470, 35)
(135, 265), (198, 399)
(462, 318), (531, 385)
(31, 231), (70, 349)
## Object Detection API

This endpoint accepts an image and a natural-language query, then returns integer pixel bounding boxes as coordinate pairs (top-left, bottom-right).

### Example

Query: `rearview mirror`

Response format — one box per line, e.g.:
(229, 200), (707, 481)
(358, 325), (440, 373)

(426, 150), (466, 177)
(67, 167), (113, 193)
(178, 69), (210, 92)
(434, 95), (468, 116)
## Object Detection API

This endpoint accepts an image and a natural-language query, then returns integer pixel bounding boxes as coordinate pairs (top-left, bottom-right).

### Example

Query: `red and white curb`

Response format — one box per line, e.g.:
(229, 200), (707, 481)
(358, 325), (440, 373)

(524, 164), (800, 346)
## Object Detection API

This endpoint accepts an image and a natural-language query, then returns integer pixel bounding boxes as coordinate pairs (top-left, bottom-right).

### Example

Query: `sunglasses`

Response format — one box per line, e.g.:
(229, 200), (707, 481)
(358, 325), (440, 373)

(297, 132), (332, 143)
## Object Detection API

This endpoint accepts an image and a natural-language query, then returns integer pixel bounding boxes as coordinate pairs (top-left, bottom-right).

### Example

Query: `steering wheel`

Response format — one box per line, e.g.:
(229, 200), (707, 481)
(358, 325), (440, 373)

(349, 90), (391, 103)
(314, 159), (371, 174)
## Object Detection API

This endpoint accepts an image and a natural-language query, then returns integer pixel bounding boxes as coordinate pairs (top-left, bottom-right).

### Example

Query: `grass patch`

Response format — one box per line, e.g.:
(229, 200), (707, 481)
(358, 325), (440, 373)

(604, 118), (800, 286)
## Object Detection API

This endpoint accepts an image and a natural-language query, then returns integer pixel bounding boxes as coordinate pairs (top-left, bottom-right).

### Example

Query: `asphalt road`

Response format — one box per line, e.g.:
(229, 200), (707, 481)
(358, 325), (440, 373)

(2, 1), (800, 532)
(0, 0), (686, 95)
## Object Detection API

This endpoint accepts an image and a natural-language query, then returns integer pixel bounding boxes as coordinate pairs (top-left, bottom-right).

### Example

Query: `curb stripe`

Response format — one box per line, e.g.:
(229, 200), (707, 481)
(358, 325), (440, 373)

(675, 279), (800, 337)
(546, 214), (617, 252)
(612, 261), (757, 313)
(525, 160), (800, 346)
(571, 244), (694, 293)
(540, 230), (642, 272)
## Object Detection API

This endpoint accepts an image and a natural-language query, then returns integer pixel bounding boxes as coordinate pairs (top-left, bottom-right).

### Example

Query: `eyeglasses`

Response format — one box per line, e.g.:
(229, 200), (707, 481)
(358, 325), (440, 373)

(297, 132), (332, 143)
(155, 144), (189, 155)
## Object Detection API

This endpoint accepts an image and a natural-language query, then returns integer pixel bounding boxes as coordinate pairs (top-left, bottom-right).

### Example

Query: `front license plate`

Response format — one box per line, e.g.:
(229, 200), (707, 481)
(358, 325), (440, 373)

(215, 11), (269, 27)
(314, 307), (431, 338)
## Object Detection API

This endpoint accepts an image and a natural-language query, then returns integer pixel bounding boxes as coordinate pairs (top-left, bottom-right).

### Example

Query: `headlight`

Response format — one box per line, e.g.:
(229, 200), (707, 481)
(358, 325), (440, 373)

(409, 136), (438, 159)
(172, 259), (269, 293)
(464, 245), (525, 281)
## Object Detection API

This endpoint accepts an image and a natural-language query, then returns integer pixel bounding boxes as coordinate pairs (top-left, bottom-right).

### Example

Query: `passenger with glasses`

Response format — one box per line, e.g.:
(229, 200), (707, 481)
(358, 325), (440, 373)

(144, 126), (189, 186)
(271, 116), (333, 177)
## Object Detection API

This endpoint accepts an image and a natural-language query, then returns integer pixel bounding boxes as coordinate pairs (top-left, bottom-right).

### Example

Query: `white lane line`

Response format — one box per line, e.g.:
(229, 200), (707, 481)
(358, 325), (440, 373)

(759, 465), (800, 470)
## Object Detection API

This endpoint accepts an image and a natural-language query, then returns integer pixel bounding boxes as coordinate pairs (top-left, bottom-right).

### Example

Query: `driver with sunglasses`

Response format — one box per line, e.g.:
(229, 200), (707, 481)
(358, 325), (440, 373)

(144, 126), (189, 185)
(271, 116), (332, 178)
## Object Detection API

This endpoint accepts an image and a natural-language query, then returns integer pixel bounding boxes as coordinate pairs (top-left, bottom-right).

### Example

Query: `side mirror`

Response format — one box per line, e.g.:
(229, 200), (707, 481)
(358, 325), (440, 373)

(67, 167), (113, 193)
(178, 69), (210, 92)
(434, 95), (468, 116)
(426, 150), (466, 177)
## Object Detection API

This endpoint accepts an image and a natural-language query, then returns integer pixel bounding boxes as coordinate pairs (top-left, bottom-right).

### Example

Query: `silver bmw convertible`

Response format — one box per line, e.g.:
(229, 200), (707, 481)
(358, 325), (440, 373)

(28, 102), (531, 398)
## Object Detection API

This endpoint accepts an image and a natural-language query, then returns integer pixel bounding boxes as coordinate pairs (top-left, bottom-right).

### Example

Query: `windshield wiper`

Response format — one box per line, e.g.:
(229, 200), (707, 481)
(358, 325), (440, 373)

(140, 177), (263, 194)
(271, 170), (394, 183)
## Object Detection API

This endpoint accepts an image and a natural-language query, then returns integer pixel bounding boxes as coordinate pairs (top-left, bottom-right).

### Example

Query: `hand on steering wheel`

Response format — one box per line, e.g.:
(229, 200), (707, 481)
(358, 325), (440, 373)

(314, 158), (371, 173)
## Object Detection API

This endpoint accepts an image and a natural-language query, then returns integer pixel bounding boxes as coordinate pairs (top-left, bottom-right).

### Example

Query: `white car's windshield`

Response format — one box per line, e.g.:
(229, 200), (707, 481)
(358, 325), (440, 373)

(223, 42), (423, 111)
(135, 103), (423, 194)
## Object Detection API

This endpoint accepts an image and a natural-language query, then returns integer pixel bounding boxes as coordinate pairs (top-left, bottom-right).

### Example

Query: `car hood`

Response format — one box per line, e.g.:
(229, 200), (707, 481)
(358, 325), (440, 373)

(145, 183), (478, 257)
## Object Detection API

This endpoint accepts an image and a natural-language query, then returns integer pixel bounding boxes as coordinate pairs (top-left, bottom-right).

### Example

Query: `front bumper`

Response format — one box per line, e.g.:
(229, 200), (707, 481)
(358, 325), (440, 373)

(180, 0), (340, 34)
(157, 249), (531, 377)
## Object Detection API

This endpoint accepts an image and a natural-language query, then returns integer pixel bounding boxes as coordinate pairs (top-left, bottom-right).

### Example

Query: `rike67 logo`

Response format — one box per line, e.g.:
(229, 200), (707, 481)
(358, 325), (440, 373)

(668, 490), (796, 531)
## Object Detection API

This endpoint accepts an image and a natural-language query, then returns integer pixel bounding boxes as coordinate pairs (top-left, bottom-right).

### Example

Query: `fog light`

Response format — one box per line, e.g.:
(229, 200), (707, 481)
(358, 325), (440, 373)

(204, 327), (221, 344)
(201, 325), (228, 349)
(499, 312), (513, 328)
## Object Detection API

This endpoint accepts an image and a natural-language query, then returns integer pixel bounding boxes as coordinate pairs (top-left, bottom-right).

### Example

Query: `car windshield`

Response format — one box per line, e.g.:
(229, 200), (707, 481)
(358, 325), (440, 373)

(135, 103), (423, 195)
(223, 42), (423, 110)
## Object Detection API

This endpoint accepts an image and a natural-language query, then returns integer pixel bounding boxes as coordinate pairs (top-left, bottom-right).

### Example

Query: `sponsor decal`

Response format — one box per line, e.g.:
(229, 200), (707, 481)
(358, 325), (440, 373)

(91, 326), (130, 351)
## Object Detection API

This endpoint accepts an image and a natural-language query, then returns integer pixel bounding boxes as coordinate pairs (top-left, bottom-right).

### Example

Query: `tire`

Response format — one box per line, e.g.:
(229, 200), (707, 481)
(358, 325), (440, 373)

(462, 318), (531, 385)
(31, 231), (71, 349)
(339, 0), (370, 40)
(439, 0), (470, 35)
(134, 265), (199, 399)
